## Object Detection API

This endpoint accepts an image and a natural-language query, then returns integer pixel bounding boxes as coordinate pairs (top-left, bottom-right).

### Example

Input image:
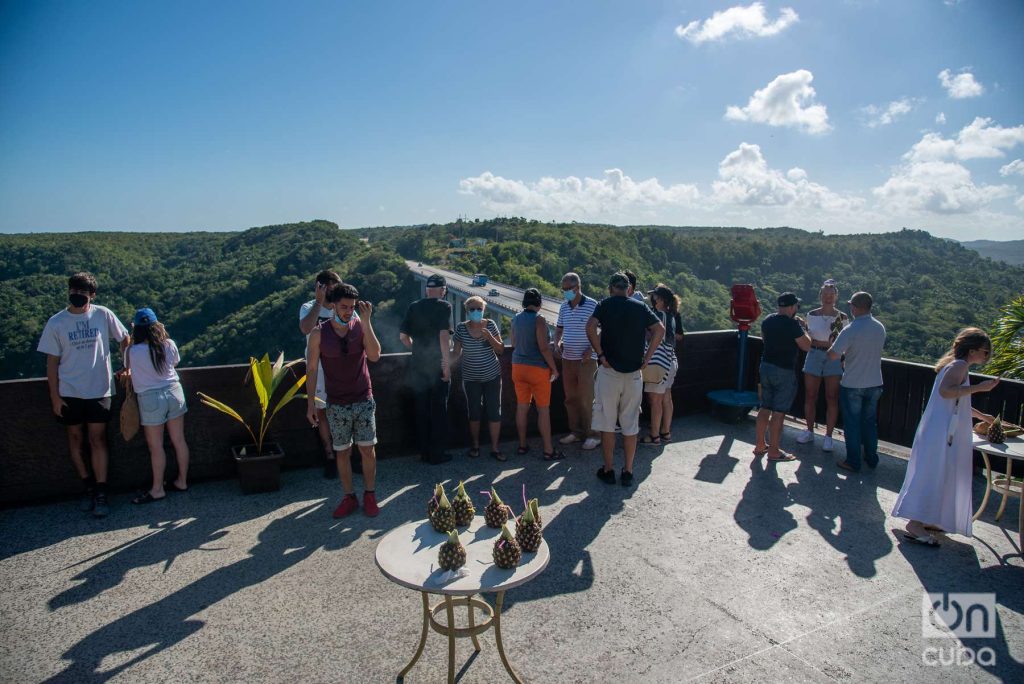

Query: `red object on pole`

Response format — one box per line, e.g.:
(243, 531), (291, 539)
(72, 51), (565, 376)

(729, 284), (761, 332)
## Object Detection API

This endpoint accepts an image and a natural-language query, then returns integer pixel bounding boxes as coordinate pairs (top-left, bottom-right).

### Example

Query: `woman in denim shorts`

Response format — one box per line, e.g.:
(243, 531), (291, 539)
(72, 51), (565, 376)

(797, 280), (848, 451)
(125, 308), (190, 503)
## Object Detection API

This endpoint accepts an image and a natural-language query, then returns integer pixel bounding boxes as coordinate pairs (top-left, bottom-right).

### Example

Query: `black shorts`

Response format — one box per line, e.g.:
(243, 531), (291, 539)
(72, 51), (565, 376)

(57, 397), (113, 426)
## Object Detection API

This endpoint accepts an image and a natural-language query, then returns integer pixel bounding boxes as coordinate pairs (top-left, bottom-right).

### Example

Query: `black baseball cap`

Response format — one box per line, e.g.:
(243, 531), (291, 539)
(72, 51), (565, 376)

(777, 292), (800, 307)
(426, 274), (446, 287)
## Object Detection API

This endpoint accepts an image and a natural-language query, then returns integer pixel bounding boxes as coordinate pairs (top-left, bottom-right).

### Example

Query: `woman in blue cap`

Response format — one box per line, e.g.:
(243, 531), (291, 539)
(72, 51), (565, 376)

(126, 308), (190, 503)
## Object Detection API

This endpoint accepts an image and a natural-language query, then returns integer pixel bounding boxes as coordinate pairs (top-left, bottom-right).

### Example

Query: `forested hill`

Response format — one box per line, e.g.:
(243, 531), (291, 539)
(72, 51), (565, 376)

(2, 219), (1022, 380)
(961, 239), (1024, 266)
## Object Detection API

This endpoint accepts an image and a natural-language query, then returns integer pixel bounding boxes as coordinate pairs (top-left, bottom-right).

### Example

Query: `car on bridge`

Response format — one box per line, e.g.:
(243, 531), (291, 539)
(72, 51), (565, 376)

(488, 288), (499, 296)
(471, 273), (488, 286)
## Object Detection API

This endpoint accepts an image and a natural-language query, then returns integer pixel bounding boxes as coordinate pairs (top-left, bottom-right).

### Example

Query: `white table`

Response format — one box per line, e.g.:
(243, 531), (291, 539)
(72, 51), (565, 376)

(375, 516), (550, 683)
(972, 433), (1024, 548)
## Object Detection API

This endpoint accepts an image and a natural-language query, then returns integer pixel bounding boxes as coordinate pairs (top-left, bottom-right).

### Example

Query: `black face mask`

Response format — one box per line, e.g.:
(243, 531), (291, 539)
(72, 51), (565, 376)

(69, 293), (89, 308)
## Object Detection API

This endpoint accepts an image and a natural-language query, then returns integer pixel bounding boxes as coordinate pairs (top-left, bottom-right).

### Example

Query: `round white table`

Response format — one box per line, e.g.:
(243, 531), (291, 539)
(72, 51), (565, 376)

(375, 516), (550, 683)
(971, 433), (1024, 548)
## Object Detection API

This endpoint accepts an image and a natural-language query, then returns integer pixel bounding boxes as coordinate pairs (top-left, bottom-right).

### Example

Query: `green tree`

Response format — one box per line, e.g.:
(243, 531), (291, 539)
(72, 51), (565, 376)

(985, 295), (1024, 379)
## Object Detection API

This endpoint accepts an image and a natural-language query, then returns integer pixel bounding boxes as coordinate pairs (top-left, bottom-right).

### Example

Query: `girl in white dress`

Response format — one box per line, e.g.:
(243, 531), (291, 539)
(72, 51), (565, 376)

(891, 328), (999, 545)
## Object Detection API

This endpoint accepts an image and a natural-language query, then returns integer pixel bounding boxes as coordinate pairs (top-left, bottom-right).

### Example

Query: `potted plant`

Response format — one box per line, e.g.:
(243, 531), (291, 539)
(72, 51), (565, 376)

(198, 353), (307, 494)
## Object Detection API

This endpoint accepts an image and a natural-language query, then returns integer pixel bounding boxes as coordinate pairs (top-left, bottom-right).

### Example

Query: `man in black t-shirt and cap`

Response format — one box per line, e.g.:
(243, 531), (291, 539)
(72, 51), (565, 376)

(400, 273), (454, 464)
(586, 272), (665, 487)
(754, 292), (812, 462)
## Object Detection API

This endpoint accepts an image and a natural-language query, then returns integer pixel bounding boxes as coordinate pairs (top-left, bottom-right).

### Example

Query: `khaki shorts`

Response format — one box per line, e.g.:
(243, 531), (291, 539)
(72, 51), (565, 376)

(591, 366), (643, 436)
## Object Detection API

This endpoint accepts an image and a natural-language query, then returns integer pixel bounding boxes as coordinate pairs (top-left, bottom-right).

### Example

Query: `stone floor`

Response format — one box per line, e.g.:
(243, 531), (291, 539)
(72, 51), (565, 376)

(1, 414), (1021, 683)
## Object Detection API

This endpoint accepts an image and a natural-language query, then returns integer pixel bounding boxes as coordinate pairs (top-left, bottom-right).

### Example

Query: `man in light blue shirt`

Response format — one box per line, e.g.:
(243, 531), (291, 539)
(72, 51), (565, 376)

(828, 291), (886, 472)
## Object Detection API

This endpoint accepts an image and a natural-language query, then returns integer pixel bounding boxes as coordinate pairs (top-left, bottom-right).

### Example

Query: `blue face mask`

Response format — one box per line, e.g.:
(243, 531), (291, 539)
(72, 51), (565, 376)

(334, 312), (349, 326)
(467, 310), (484, 323)
(562, 289), (576, 302)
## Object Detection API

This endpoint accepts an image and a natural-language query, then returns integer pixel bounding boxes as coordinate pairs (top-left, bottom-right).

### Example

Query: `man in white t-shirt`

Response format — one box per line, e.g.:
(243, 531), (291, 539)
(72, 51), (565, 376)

(299, 270), (349, 479)
(37, 272), (129, 518)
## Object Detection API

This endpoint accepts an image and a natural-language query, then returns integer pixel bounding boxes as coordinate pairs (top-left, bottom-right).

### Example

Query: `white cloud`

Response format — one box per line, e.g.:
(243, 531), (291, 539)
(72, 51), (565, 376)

(725, 70), (830, 134)
(861, 97), (920, 128)
(938, 68), (984, 98)
(905, 117), (1024, 163)
(1001, 159), (1024, 177)
(935, 112), (946, 125)
(874, 160), (1013, 214)
(675, 3), (798, 44)
(711, 143), (861, 210)
(458, 169), (700, 216)
(1016, 196), (1024, 212)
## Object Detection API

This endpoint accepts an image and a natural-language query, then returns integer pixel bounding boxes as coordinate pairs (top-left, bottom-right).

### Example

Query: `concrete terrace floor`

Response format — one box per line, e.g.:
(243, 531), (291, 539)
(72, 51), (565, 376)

(1, 414), (1022, 684)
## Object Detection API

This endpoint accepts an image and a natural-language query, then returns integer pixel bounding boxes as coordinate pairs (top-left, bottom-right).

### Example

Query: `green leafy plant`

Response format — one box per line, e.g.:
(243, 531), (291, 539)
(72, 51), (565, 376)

(985, 295), (1024, 380)
(198, 352), (307, 457)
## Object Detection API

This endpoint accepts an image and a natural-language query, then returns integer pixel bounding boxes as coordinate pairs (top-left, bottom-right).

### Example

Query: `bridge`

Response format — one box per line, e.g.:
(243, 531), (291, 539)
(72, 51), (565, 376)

(405, 260), (563, 330)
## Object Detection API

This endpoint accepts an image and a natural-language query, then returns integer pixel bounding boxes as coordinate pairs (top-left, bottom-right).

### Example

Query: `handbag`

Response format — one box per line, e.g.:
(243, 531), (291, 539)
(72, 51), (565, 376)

(120, 371), (140, 441)
(642, 363), (668, 384)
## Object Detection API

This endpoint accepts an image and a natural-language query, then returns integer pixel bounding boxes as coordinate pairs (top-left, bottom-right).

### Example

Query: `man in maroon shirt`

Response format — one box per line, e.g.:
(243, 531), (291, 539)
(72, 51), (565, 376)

(305, 283), (383, 517)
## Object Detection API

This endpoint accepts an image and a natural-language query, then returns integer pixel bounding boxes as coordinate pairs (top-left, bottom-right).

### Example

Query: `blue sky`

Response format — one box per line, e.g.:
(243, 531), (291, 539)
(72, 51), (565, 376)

(1, 0), (1022, 238)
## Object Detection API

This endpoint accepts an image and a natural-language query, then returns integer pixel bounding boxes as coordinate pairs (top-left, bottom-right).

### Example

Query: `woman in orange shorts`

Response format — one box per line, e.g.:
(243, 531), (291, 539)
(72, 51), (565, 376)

(510, 289), (562, 459)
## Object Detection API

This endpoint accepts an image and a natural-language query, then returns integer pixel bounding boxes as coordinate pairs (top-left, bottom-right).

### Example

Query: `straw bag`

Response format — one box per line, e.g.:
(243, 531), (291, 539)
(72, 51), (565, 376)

(120, 372), (140, 441)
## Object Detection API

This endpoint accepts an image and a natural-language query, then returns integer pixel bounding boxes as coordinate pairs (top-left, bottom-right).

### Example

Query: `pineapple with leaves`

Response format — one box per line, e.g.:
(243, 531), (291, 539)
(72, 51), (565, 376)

(452, 481), (476, 526)
(438, 530), (467, 571)
(430, 489), (456, 533)
(987, 415), (1006, 444)
(492, 523), (522, 569)
(427, 483), (444, 518)
(484, 487), (509, 529)
(516, 498), (543, 552)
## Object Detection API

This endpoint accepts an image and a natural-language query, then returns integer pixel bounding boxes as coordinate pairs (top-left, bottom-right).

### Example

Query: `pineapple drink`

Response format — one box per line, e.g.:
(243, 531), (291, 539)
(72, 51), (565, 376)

(492, 523), (522, 569)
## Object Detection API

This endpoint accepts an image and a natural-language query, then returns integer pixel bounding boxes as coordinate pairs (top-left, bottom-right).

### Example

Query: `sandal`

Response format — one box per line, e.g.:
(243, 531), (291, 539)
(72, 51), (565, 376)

(491, 450), (507, 462)
(165, 482), (188, 493)
(639, 434), (662, 446)
(767, 452), (797, 462)
(752, 447), (768, 457)
(542, 450), (566, 461)
(467, 447), (481, 458)
(900, 530), (940, 547)
(516, 445), (530, 455)
(132, 492), (165, 504)
(660, 432), (672, 442)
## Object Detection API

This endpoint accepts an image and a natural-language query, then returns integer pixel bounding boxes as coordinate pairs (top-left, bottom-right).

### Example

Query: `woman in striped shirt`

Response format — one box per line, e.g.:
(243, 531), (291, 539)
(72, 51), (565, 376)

(453, 296), (506, 460)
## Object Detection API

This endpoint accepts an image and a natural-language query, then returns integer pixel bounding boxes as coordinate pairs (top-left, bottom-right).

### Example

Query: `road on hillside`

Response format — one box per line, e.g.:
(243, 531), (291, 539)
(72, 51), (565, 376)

(404, 260), (563, 322)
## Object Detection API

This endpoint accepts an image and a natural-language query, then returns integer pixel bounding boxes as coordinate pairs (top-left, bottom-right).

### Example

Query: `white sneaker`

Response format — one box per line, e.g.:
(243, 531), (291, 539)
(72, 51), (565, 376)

(796, 430), (814, 444)
(582, 437), (601, 450)
(822, 436), (834, 452)
(559, 433), (580, 445)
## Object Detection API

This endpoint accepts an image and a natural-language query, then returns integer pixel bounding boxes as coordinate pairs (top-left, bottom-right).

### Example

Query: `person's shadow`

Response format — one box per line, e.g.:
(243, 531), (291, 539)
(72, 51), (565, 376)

(733, 457), (798, 550)
(46, 501), (349, 682)
(791, 454), (893, 578)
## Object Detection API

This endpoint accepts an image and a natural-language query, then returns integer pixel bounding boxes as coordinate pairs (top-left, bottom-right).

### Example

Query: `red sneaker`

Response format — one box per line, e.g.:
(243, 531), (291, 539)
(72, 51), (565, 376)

(363, 491), (379, 517)
(333, 494), (359, 518)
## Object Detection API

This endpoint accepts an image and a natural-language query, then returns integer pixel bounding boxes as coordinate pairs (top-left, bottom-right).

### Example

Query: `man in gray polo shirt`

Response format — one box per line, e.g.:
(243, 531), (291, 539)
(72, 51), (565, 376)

(828, 291), (886, 472)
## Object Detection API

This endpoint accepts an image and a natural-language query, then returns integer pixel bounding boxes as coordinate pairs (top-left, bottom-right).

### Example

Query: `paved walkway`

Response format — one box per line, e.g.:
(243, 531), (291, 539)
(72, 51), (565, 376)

(1, 415), (1021, 683)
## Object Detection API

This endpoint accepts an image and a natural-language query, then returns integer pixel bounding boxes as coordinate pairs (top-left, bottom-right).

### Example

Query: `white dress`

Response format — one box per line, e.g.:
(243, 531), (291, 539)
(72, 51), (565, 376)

(891, 363), (974, 536)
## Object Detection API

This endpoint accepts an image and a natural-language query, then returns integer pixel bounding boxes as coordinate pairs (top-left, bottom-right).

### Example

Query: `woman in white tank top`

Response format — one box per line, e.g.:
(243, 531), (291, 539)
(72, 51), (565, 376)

(797, 279), (848, 451)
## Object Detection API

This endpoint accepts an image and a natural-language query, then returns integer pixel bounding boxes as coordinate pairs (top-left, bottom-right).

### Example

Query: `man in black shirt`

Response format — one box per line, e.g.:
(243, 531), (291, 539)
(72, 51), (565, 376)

(755, 292), (811, 462)
(400, 274), (454, 464)
(586, 272), (665, 487)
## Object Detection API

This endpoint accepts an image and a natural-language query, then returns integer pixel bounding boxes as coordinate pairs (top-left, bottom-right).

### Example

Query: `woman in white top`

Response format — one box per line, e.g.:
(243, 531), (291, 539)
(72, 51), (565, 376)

(126, 308), (190, 503)
(891, 328), (999, 545)
(797, 279), (848, 451)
